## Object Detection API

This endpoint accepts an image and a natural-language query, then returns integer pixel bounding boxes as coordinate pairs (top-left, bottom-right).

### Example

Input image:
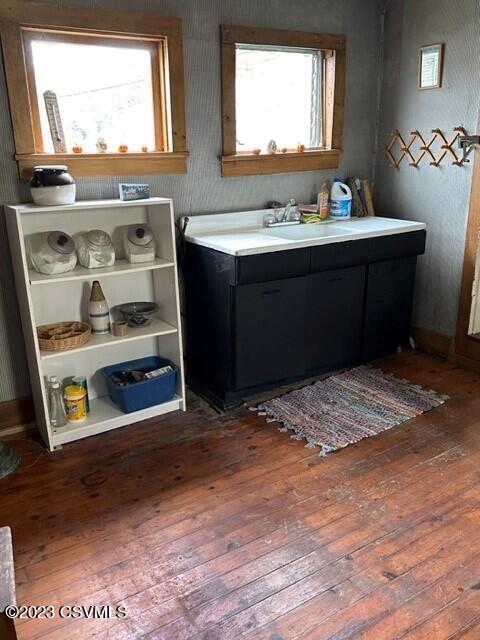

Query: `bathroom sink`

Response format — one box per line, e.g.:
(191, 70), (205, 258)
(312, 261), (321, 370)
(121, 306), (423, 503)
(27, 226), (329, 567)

(258, 223), (353, 241)
(334, 217), (409, 232)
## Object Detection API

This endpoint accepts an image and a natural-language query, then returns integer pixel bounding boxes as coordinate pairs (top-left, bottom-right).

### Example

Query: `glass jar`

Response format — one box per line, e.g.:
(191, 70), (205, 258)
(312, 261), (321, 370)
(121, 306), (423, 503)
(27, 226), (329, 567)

(123, 224), (156, 264)
(77, 229), (115, 269)
(28, 231), (77, 275)
(30, 165), (76, 206)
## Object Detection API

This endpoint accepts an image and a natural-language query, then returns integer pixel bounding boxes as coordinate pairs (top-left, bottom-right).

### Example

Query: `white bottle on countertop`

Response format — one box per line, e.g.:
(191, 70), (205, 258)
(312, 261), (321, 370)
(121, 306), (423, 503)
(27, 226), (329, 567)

(329, 178), (352, 219)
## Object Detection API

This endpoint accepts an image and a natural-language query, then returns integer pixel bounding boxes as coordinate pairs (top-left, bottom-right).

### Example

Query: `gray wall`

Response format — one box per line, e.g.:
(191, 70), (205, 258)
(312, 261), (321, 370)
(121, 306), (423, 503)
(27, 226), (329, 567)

(375, 0), (480, 337)
(0, 0), (382, 402)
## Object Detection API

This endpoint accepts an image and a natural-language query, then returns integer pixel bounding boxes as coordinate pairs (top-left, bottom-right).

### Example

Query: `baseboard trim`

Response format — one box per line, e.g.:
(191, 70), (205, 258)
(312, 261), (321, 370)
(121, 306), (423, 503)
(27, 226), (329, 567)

(0, 396), (35, 436)
(453, 353), (480, 373)
(412, 327), (454, 358)
(412, 326), (480, 373)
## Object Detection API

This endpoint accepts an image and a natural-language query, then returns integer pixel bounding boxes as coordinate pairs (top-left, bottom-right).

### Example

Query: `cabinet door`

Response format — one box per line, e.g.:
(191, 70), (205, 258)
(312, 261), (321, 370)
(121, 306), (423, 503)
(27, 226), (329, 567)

(306, 266), (366, 374)
(364, 256), (417, 359)
(234, 277), (307, 389)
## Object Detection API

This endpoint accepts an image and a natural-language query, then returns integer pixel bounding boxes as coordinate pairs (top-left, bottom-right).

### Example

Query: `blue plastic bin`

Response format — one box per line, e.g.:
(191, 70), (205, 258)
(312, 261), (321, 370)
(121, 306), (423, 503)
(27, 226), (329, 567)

(102, 356), (177, 413)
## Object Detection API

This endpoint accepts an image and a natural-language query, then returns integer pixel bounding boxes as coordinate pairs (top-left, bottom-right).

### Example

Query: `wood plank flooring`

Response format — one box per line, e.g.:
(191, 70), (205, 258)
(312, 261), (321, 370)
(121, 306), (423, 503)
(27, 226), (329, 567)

(0, 350), (479, 640)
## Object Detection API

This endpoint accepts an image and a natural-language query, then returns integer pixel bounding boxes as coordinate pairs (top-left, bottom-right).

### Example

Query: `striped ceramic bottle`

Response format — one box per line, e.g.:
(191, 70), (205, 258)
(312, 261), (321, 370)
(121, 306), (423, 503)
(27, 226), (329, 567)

(88, 280), (110, 334)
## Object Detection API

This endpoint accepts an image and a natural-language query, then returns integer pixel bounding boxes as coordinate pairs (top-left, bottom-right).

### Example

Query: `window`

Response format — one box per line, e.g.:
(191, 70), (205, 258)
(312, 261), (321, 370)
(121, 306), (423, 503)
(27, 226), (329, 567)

(221, 25), (346, 177)
(1, 2), (187, 177)
(25, 32), (159, 154)
(235, 45), (324, 152)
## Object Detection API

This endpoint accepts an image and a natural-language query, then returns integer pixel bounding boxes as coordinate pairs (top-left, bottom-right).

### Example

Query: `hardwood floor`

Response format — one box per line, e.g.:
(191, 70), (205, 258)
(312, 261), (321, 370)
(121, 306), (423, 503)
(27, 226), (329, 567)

(1, 351), (479, 640)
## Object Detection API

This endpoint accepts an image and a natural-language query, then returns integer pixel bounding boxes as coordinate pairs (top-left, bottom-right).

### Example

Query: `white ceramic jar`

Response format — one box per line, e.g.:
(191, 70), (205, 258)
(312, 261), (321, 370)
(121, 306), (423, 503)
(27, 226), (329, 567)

(123, 224), (156, 264)
(30, 166), (76, 206)
(77, 229), (115, 269)
(28, 231), (77, 275)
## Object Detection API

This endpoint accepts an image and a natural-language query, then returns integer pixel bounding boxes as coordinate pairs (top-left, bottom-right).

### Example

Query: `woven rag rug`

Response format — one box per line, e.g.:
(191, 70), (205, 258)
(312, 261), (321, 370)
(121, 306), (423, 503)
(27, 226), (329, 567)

(251, 365), (448, 456)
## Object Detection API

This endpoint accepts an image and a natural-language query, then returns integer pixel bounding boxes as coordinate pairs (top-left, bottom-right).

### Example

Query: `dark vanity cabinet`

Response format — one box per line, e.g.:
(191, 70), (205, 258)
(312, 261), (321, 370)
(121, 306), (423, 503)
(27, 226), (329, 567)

(184, 230), (426, 408)
(306, 266), (366, 374)
(234, 277), (307, 389)
(363, 256), (418, 360)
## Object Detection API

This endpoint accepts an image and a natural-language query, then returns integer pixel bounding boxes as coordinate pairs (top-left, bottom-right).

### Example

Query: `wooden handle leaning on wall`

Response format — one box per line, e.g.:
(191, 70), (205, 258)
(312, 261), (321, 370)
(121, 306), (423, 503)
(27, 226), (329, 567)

(361, 180), (375, 216)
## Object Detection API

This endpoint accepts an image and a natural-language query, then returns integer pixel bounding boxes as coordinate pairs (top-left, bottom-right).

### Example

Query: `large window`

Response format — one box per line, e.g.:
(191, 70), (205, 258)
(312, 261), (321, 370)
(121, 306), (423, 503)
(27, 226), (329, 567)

(235, 45), (324, 152)
(221, 25), (346, 177)
(0, 2), (187, 177)
(25, 31), (159, 154)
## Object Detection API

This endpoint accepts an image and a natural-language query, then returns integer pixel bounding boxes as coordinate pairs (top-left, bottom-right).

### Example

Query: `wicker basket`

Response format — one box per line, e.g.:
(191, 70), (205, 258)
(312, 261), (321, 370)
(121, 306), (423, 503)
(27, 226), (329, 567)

(37, 321), (91, 352)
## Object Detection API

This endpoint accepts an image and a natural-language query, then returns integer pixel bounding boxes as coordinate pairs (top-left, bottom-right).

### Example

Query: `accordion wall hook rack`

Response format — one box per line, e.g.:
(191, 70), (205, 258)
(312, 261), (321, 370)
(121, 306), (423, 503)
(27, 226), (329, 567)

(385, 126), (472, 168)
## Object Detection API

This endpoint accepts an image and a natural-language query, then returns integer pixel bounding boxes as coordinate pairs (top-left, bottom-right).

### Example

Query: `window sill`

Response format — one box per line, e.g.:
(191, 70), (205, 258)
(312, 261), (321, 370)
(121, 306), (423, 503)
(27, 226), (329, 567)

(221, 149), (341, 177)
(15, 152), (189, 179)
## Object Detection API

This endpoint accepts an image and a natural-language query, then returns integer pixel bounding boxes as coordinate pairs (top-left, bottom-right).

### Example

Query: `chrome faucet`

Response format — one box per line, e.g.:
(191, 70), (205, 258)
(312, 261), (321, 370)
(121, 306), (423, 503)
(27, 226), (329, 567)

(283, 198), (296, 222)
(264, 199), (301, 228)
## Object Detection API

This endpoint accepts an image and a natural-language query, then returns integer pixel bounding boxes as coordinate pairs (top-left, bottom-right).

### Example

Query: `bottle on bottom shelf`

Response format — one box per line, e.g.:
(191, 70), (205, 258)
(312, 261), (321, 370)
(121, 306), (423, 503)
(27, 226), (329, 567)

(47, 376), (67, 427)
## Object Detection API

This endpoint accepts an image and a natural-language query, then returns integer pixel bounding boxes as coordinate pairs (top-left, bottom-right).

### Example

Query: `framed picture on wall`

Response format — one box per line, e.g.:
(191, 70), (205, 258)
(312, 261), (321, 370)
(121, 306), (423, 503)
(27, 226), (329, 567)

(418, 44), (444, 89)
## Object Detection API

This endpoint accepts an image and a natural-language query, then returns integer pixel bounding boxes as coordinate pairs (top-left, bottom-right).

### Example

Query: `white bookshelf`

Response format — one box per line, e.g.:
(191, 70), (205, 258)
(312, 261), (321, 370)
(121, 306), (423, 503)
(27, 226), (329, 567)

(5, 197), (186, 450)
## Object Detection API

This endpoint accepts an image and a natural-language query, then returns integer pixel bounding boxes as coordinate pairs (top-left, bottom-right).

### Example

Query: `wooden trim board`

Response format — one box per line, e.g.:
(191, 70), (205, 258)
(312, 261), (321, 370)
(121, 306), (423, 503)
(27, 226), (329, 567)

(413, 325), (480, 373)
(455, 112), (480, 362)
(221, 149), (340, 177)
(412, 326), (453, 359)
(16, 152), (188, 179)
(0, 527), (17, 640)
(221, 25), (346, 50)
(0, 396), (34, 433)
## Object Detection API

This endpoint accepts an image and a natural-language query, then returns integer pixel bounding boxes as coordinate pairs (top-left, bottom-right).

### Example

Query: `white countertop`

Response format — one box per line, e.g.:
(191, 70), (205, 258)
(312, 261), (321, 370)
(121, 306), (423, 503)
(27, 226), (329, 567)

(184, 209), (426, 256)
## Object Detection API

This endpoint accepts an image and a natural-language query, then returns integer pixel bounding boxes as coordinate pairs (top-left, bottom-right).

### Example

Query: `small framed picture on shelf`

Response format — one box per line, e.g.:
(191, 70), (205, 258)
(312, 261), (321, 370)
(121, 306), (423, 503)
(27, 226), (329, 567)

(118, 183), (150, 201)
(418, 43), (444, 90)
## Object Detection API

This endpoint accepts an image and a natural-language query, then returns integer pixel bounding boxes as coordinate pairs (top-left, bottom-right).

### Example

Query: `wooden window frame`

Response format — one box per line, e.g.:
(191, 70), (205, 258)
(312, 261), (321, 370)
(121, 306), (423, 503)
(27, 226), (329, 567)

(0, 0), (188, 178)
(220, 25), (346, 177)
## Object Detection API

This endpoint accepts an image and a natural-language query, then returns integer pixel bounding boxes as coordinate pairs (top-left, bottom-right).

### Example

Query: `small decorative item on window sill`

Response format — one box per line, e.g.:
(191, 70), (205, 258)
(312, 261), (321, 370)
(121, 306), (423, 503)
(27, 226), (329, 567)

(118, 143), (129, 153)
(96, 137), (108, 153)
(252, 148), (261, 155)
(266, 139), (277, 154)
(385, 126), (470, 168)
(72, 144), (83, 154)
(296, 143), (305, 153)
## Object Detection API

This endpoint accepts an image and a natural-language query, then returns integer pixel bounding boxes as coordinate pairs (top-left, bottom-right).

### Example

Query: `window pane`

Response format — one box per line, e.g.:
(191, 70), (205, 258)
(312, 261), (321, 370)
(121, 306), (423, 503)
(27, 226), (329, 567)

(235, 45), (322, 153)
(30, 38), (156, 153)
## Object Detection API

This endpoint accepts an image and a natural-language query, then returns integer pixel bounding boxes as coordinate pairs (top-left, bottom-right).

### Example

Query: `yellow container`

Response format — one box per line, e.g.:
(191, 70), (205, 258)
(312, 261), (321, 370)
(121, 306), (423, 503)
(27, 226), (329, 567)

(64, 385), (87, 423)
